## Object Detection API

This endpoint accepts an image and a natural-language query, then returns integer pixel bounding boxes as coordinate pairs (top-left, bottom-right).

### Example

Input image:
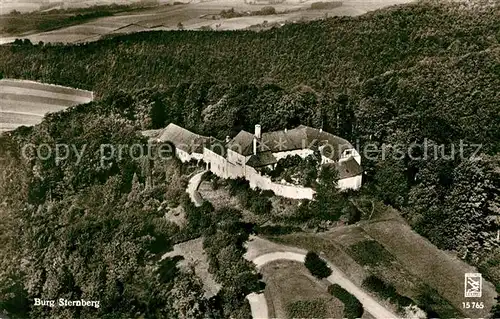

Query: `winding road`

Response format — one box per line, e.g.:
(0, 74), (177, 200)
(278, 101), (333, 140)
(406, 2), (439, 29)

(186, 170), (206, 207)
(245, 241), (398, 319)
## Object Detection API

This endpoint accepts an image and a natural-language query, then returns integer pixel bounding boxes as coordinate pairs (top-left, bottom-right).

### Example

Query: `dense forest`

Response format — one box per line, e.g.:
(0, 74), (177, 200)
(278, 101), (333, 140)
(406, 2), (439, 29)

(1, 1), (500, 318)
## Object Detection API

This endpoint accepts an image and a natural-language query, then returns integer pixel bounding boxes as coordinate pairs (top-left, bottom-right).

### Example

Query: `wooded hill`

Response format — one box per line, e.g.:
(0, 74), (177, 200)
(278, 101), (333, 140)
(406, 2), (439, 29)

(0, 1), (499, 318)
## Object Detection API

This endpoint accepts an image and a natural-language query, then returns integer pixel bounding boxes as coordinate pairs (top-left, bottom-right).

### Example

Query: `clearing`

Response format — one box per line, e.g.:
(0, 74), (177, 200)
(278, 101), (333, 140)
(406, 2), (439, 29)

(269, 209), (497, 318)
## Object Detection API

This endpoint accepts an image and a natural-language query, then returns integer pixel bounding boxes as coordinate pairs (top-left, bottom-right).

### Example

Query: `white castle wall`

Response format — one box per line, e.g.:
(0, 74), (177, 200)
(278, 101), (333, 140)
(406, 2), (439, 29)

(337, 175), (362, 190)
(202, 148), (315, 199)
(192, 152), (204, 161)
(227, 149), (246, 166)
(245, 166), (315, 199)
(181, 145), (360, 201)
(175, 148), (204, 163)
(204, 148), (227, 177)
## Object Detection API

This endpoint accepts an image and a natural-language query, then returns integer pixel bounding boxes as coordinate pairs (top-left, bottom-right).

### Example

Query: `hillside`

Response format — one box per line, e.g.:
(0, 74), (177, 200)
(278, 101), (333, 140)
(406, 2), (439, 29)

(0, 1), (499, 318)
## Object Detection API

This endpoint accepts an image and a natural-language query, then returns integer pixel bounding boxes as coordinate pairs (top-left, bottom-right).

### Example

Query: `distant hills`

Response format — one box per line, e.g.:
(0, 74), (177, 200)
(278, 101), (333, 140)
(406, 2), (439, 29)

(1, 0), (159, 14)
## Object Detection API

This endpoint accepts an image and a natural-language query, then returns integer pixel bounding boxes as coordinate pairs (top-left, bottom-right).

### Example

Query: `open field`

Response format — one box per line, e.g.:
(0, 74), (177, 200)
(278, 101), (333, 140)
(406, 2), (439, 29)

(0, 0), (415, 44)
(0, 79), (93, 132)
(1, 0), (154, 14)
(270, 216), (498, 318)
(260, 260), (344, 318)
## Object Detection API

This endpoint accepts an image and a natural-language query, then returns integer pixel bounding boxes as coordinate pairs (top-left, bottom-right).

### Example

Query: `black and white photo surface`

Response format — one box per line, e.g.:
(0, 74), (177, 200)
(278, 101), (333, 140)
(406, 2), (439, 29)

(0, 0), (499, 318)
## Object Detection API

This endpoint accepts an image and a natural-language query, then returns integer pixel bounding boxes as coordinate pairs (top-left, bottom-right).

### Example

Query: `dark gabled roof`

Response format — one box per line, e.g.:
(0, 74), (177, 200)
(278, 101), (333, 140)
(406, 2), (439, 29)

(259, 127), (308, 153)
(229, 125), (353, 160)
(296, 125), (353, 160)
(329, 157), (363, 180)
(205, 137), (227, 156)
(227, 130), (254, 155)
(158, 123), (208, 154)
(246, 151), (278, 168)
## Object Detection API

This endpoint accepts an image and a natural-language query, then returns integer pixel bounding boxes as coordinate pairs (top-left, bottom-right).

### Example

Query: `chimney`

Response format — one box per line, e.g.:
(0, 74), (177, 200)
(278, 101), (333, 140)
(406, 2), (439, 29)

(253, 124), (261, 155)
(254, 124), (261, 139)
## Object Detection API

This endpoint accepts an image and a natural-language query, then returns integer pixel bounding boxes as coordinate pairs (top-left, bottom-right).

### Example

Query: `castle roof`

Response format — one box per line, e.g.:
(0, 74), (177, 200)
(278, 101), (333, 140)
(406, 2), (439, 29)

(246, 151), (278, 168)
(227, 130), (254, 155)
(157, 123), (208, 154)
(228, 125), (353, 160)
(329, 157), (363, 179)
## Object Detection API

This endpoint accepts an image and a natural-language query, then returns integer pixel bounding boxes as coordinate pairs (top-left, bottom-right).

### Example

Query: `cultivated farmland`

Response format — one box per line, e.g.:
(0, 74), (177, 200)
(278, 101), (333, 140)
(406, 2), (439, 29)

(0, 0), (415, 44)
(0, 79), (93, 133)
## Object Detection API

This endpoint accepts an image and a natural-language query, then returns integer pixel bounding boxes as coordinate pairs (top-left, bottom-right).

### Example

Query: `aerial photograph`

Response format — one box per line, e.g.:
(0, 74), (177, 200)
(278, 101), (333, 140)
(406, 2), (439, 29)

(0, 0), (499, 318)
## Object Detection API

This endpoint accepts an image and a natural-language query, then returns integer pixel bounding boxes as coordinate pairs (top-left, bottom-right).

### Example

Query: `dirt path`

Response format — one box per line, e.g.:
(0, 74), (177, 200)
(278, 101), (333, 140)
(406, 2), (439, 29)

(245, 236), (398, 319)
(246, 292), (269, 319)
(186, 170), (206, 207)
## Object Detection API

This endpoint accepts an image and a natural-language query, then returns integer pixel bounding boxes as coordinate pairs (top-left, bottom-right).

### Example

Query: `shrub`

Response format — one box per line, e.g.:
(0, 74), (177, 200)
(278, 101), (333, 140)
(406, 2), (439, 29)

(286, 300), (327, 318)
(227, 177), (250, 196)
(328, 284), (364, 319)
(415, 285), (462, 319)
(257, 6), (276, 15)
(349, 240), (394, 266)
(250, 196), (272, 215)
(491, 303), (500, 319)
(202, 207), (260, 317)
(310, 1), (342, 9)
(363, 275), (413, 309)
(227, 179), (273, 215)
(211, 178), (220, 190)
(304, 251), (332, 279)
(261, 189), (275, 198)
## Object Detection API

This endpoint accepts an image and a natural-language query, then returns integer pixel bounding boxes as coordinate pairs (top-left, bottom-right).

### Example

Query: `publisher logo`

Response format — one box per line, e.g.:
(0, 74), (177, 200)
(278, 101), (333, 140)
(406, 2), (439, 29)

(464, 273), (482, 298)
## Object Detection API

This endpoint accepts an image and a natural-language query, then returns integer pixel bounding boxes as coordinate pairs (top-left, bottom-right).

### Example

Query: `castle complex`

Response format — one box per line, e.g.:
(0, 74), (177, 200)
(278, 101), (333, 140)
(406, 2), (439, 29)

(143, 123), (362, 199)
